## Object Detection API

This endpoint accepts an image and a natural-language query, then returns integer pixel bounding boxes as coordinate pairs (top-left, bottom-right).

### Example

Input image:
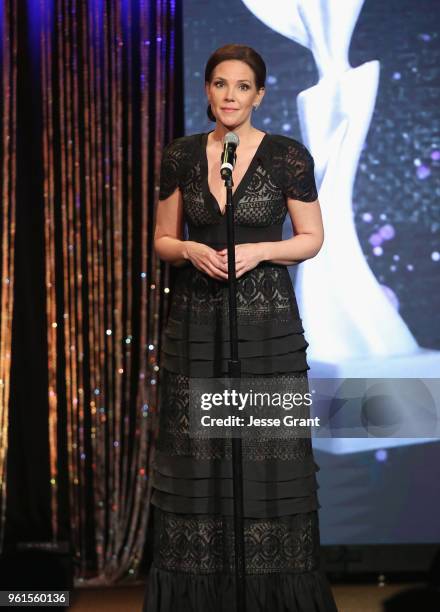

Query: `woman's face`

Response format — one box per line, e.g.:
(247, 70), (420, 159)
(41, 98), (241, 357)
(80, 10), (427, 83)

(205, 59), (265, 129)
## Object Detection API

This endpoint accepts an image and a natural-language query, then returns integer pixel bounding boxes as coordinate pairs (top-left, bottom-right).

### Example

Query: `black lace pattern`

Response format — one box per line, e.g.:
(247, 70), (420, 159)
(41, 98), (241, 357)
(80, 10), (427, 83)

(266, 135), (318, 202)
(155, 370), (314, 461)
(160, 264), (311, 378)
(153, 506), (321, 575)
(167, 263), (300, 326)
(158, 133), (318, 215)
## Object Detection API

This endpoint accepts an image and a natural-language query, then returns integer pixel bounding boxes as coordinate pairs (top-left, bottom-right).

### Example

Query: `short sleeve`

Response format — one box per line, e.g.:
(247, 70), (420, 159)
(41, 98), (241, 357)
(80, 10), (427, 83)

(269, 137), (318, 202)
(158, 140), (182, 200)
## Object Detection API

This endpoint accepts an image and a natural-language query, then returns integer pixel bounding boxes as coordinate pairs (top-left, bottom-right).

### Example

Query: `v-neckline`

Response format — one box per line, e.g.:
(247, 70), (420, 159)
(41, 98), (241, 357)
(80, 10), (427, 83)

(201, 130), (268, 217)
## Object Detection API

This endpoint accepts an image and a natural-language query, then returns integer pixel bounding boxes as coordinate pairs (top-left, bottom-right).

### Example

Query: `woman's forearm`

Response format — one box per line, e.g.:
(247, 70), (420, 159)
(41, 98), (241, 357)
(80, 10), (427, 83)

(258, 234), (324, 266)
(154, 236), (192, 267)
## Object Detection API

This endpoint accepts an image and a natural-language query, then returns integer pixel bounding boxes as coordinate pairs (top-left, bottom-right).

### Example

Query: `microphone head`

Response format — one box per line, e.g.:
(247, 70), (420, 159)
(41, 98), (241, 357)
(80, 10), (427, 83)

(224, 131), (240, 146)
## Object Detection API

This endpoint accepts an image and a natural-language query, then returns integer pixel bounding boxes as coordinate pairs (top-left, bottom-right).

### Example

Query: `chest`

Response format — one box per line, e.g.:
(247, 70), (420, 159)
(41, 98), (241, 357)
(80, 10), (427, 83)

(206, 145), (259, 213)
(179, 134), (288, 228)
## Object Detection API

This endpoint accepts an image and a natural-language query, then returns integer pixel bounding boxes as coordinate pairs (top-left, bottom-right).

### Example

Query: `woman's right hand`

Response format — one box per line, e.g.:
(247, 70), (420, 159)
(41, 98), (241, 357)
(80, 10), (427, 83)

(184, 241), (228, 281)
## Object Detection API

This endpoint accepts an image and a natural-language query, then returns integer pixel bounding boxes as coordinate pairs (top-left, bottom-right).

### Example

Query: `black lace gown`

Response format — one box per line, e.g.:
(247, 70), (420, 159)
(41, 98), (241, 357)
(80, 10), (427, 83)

(143, 132), (338, 611)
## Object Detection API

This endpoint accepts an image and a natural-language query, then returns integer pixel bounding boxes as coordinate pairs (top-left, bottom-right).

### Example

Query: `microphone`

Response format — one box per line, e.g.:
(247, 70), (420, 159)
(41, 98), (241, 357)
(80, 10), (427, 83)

(220, 132), (240, 180)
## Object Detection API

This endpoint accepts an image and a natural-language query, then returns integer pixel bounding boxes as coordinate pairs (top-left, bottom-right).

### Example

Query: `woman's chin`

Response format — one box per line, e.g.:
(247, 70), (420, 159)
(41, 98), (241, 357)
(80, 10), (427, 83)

(217, 115), (244, 129)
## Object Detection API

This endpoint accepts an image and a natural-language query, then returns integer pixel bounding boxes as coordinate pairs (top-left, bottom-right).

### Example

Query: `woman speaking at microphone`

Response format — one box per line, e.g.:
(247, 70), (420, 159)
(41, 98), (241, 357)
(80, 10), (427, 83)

(144, 44), (338, 611)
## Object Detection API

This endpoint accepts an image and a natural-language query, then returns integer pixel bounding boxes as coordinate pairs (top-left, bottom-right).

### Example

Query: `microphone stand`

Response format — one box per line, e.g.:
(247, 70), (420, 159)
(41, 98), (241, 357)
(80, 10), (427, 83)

(223, 172), (247, 612)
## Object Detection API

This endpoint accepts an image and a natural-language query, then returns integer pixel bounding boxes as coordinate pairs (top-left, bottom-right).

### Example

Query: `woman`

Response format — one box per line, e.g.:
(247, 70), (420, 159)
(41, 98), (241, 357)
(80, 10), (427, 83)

(144, 44), (338, 611)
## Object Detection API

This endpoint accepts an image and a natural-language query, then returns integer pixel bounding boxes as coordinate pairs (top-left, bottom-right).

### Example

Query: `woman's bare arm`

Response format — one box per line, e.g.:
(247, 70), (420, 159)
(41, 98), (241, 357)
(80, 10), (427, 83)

(153, 188), (190, 267)
(153, 187), (228, 279)
(257, 198), (324, 265)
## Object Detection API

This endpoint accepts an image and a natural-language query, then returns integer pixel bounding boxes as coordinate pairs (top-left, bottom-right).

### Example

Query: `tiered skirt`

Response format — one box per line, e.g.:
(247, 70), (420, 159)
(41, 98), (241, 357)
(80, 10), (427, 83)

(143, 262), (338, 611)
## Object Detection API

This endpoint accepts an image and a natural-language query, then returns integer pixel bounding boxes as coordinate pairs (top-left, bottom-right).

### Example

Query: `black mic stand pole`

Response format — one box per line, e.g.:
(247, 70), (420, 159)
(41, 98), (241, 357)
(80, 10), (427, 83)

(224, 171), (247, 612)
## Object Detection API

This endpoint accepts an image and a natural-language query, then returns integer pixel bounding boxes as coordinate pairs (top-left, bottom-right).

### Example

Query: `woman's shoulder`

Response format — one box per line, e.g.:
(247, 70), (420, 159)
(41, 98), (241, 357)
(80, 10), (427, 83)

(158, 133), (203, 200)
(162, 133), (203, 156)
(263, 134), (318, 201)
(266, 133), (313, 159)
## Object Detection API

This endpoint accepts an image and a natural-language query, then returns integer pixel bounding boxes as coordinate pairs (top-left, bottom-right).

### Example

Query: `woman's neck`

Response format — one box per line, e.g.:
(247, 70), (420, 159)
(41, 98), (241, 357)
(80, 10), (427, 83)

(209, 122), (262, 145)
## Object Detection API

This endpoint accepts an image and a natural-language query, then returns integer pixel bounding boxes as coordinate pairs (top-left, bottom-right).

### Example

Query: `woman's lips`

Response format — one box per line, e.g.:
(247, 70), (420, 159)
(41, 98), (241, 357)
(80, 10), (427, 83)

(221, 108), (238, 112)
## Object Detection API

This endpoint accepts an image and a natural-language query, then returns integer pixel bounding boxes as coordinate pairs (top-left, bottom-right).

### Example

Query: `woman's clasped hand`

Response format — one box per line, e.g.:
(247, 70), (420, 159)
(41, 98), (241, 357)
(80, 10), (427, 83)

(185, 241), (264, 280)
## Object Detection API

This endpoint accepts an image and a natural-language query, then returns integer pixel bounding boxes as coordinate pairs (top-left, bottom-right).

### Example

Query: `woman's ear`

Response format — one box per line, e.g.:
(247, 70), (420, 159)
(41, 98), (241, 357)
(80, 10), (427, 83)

(257, 87), (265, 105)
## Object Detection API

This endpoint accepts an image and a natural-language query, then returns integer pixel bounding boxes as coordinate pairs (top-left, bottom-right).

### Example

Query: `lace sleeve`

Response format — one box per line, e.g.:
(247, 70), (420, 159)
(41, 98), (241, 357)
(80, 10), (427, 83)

(159, 138), (184, 200)
(271, 137), (318, 202)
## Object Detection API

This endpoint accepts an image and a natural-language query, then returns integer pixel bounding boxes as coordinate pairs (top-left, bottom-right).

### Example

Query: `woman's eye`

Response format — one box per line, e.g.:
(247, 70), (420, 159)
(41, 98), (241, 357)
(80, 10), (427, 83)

(213, 82), (249, 90)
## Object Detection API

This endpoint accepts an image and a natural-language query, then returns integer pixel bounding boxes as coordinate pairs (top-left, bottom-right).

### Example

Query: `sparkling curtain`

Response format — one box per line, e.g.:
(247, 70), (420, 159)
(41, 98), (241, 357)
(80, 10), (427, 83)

(0, 0), (17, 554)
(0, 0), (178, 583)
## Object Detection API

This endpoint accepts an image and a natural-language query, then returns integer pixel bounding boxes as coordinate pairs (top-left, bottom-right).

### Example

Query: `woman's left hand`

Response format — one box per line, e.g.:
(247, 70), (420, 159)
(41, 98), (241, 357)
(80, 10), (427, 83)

(217, 243), (265, 279)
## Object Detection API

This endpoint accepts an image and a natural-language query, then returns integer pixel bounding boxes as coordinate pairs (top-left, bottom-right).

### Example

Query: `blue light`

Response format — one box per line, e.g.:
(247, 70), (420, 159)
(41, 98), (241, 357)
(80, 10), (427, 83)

(375, 449), (388, 462)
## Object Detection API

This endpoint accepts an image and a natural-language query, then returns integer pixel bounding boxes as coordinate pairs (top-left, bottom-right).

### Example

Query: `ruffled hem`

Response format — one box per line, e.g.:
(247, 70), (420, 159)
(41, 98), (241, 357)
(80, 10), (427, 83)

(151, 489), (320, 518)
(162, 316), (310, 377)
(150, 448), (321, 518)
(164, 316), (307, 341)
(152, 450), (320, 480)
(151, 470), (319, 499)
(163, 331), (307, 359)
(143, 565), (338, 612)
(162, 352), (310, 377)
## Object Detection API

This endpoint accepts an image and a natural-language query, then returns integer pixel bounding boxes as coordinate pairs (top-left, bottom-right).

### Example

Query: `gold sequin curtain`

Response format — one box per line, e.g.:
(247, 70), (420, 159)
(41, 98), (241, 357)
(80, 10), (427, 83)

(36, 0), (175, 582)
(0, 0), (17, 554)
